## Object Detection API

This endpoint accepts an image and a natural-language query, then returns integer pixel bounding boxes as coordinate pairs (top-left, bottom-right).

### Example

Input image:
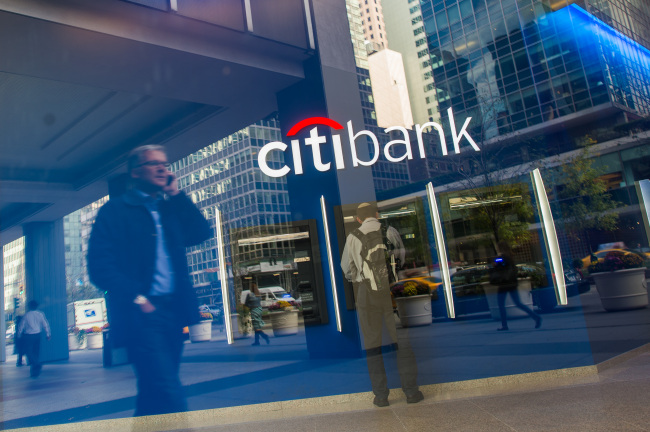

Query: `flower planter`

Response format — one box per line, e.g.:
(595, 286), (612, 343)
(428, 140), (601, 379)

(592, 268), (648, 311)
(189, 320), (212, 342)
(87, 332), (103, 349)
(483, 279), (534, 321)
(231, 313), (253, 339)
(394, 294), (432, 327)
(269, 310), (299, 336)
(68, 333), (86, 350)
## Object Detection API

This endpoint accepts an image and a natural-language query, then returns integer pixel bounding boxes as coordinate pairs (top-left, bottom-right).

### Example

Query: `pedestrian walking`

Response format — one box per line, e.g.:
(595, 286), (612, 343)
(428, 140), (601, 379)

(16, 301), (51, 377)
(490, 241), (542, 331)
(88, 144), (211, 416)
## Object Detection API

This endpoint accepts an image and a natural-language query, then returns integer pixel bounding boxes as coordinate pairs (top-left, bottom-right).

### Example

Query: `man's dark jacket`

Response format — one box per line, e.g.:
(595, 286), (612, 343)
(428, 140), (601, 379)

(87, 189), (211, 347)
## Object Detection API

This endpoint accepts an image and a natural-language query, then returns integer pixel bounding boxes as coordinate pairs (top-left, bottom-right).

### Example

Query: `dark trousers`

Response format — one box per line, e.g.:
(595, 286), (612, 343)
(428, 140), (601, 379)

(14, 336), (25, 365)
(355, 284), (419, 398)
(128, 300), (186, 417)
(23, 333), (42, 376)
(497, 284), (540, 328)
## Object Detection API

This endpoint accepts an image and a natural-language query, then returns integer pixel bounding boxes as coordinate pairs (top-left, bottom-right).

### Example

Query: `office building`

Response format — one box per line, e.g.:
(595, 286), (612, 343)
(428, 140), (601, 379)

(381, 0), (650, 259)
(347, 0), (412, 191)
(3, 238), (25, 320)
(169, 117), (291, 305)
(3, 1), (650, 430)
(358, 0), (388, 49)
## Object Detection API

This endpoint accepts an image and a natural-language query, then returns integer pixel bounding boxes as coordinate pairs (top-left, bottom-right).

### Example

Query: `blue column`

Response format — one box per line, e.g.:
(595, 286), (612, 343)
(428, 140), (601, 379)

(276, 0), (377, 358)
(23, 221), (69, 362)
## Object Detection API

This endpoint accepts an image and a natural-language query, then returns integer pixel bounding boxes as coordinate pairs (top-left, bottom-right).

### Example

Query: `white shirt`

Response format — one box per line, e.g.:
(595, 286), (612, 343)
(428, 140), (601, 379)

(17, 310), (51, 338)
(340, 218), (405, 284)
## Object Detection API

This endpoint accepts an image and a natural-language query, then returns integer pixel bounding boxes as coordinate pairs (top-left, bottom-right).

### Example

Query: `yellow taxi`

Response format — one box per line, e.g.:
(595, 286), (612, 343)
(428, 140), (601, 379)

(390, 276), (441, 308)
(581, 248), (648, 268)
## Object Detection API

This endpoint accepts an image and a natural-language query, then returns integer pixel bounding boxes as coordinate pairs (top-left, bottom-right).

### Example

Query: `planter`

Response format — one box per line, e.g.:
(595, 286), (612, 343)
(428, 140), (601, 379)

(483, 279), (534, 321)
(189, 320), (212, 342)
(231, 313), (253, 339)
(87, 332), (103, 349)
(68, 333), (86, 350)
(269, 310), (299, 336)
(394, 294), (432, 327)
(592, 268), (648, 311)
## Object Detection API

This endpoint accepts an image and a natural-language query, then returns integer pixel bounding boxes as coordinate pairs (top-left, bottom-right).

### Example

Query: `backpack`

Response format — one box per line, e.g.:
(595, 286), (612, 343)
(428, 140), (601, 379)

(351, 224), (397, 293)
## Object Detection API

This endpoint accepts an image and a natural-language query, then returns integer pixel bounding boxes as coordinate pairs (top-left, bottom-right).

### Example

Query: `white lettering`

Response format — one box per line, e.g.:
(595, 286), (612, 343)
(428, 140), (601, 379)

(332, 134), (346, 170)
(348, 120), (379, 167)
(304, 127), (330, 172)
(290, 139), (303, 175)
(383, 126), (413, 163)
(448, 108), (480, 153)
(416, 121), (447, 156)
(258, 141), (290, 178)
(258, 114), (480, 178)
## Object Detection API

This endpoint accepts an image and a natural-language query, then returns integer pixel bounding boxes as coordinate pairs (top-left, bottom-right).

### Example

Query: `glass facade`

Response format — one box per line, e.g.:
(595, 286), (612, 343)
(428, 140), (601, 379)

(168, 117), (291, 308)
(3, 0), (650, 429)
(3, 238), (25, 320)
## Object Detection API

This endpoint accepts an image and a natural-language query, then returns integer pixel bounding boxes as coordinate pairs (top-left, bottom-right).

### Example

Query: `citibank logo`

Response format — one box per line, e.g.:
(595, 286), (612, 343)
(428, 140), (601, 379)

(258, 108), (480, 178)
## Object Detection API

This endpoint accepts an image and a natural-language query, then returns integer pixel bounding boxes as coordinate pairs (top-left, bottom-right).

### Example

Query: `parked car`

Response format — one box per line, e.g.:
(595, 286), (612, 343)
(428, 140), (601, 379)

(431, 265), (491, 317)
(5, 323), (15, 345)
(389, 276), (441, 308)
(431, 262), (588, 317)
(240, 286), (297, 309)
(532, 266), (590, 312)
(199, 305), (222, 321)
(580, 248), (648, 269)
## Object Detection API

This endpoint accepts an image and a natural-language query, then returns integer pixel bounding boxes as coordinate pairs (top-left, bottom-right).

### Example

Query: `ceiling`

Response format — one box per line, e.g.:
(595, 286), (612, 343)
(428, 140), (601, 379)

(0, 0), (313, 244)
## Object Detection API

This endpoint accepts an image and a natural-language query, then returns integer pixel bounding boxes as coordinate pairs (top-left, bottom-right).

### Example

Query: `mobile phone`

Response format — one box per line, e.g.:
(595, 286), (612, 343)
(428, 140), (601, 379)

(167, 174), (173, 186)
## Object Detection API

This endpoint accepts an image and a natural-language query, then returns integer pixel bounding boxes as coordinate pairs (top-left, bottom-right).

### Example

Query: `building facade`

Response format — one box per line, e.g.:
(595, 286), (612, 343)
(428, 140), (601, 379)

(3, 1), (650, 429)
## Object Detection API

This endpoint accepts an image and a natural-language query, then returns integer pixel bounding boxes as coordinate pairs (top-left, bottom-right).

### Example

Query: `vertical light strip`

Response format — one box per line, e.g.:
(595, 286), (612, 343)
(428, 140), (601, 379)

(635, 180), (650, 246)
(215, 208), (233, 344)
(303, 0), (315, 49)
(169, 0), (178, 12)
(530, 168), (567, 306)
(426, 183), (455, 319)
(320, 196), (342, 332)
(244, 0), (254, 32)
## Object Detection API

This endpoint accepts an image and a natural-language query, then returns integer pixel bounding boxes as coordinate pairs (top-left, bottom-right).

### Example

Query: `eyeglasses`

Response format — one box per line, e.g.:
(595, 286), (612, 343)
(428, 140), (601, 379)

(139, 161), (171, 169)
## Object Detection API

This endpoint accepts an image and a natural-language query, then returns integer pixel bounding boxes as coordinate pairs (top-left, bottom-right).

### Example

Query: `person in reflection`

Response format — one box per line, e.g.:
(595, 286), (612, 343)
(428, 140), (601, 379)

(16, 301), (51, 378)
(244, 282), (270, 345)
(341, 202), (424, 407)
(88, 145), (211, 416)
(14, 314), (26, 367)
(490, 241), (542, 331)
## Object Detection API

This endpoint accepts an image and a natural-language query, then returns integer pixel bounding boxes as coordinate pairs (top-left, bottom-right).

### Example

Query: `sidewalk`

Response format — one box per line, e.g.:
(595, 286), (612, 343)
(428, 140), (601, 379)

(169, 349), (650, 432)
(2, 288), (650, 431)
(6, 346), (650, 431)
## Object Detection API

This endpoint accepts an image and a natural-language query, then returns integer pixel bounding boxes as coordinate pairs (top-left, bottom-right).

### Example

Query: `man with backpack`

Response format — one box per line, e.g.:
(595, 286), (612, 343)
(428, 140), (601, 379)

(341, 202), (423, 407)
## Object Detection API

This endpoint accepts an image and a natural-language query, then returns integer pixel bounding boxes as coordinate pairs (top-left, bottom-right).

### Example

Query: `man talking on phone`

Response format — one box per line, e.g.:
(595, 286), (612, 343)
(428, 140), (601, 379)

(88, 144), (211, 416)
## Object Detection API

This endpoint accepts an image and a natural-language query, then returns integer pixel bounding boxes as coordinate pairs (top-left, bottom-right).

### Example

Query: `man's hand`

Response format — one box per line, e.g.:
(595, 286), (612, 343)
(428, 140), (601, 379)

(139, 298), (156, 313)
(162, 173), (179, 196)
(134, 295), (156, 313)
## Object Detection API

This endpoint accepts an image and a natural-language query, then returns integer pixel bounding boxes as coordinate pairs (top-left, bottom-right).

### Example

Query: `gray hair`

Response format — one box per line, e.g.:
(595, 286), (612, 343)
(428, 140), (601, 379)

(127, 144), (166, 173)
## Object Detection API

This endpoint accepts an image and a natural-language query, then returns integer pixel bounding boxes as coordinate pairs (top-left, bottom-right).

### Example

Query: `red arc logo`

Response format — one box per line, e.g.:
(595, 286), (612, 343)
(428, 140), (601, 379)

(286, 117), (344, 136)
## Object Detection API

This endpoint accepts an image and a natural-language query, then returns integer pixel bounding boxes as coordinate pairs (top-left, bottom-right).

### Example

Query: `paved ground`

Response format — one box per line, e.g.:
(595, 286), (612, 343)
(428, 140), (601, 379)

(1, 287), (650, 431)
(169, 350), (650, 432)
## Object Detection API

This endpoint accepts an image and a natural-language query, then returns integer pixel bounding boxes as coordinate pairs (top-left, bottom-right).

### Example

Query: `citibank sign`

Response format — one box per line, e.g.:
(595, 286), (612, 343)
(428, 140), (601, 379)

(258, 108), (480, 178)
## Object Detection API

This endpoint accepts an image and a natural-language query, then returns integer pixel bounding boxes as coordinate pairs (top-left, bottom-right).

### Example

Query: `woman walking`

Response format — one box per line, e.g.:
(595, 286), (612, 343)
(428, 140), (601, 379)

(244, 283), (270, 345)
